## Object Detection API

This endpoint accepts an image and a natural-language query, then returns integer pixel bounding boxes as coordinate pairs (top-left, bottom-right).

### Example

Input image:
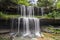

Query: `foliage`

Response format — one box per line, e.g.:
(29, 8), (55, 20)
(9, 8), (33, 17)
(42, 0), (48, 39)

(44, 11), (60, 18)
(44, 25), (60, 34)
(0, 0), (30, 6)
(56, 1), (60, 9)
(37, 0), (57, 7)
(0, 36), (10, 40)
(48, 27), (60, 34)
(0, 12), (20, 19)
(11, 0), (30, 6)
(47, 26), (54, 32)
(48, 11), (56, 18)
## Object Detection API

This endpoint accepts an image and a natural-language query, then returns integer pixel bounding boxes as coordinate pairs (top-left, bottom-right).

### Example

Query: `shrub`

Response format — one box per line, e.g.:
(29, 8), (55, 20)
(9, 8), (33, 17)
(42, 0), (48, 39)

(0, 36), (10, 40)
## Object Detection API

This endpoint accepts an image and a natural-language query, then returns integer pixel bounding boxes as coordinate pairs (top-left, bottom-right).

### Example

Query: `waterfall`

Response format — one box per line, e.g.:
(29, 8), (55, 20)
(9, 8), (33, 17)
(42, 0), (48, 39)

(41, 7), (44, 16)
(27, 6), (33, 17)
(21, 5), (26, 17)
(34, 18), (41, 37)
(17, 5), (41, 38)
(18, 17), (20, 34)
(22, 18), (31, 37)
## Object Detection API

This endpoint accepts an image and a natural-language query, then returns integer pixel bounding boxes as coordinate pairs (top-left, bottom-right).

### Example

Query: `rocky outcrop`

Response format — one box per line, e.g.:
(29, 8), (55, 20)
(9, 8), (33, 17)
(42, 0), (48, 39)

(40, 19), (60, 26)
(0, 2), (51, 15)
(0, 18), (60, 29)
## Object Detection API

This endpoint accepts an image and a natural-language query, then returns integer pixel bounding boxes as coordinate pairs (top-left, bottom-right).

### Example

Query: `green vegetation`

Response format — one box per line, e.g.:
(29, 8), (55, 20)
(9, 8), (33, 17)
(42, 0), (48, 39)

(43, 25), (60, 34)
(0, 36), (10, 40)
(0, 0), (60, 19)
(37, 0), (56, 7)
(1, 11), (60, 19)
(43, 11), (60, 19)
(0, 12), (20, 19)
(11, 0), (30, 6)
(56, 1), (60, 9)
(0, 0), (30, 6)
(0, 0), (60, 40)
(42, 25), (60, 40)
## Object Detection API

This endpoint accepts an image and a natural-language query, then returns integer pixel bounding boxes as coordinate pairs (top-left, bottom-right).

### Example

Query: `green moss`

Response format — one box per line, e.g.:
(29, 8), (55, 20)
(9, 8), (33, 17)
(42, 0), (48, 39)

(0, 12), (20, 19)
(0, 36), (10, 40)
(57, 1), (60, 9)
(1, 11), (60, 19)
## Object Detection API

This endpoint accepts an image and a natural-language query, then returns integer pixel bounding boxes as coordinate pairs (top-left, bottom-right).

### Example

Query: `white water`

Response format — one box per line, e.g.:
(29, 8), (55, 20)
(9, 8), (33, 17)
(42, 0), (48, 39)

(22, 18), (31, 37)
(27, 6), (34, 17)
(34, 18), (41, 37)
(18, 5), (42, 38)
(41, 7), (44, 16)
(18, 18), (20, 34)
(21, 5), (26, 17)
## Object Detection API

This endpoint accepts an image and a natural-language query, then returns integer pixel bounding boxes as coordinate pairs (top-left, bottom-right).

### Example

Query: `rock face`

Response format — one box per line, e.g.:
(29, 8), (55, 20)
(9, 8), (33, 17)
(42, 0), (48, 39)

(0, 2), (50, 15)
(0, 2), (17, 14)
(0, 18), (11, 29)
(0, 18), (60, 33)
(40, 19), (60, 26)
(0, 18), (60, 29)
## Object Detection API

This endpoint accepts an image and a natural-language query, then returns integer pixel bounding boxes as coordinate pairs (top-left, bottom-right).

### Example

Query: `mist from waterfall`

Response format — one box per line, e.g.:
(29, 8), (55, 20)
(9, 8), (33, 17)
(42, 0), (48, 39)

(18, 5), (41, 38)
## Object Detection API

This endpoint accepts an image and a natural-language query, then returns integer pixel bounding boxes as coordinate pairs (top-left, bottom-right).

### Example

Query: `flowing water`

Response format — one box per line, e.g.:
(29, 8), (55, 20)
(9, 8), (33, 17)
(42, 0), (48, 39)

(21, 5), (26, 17)
(17, 5), (42, 38)
(10, 0), (58, 40)
(41, 7), (44, 16)
(27, 6), (34, 17)
(11, 5), (43, 40)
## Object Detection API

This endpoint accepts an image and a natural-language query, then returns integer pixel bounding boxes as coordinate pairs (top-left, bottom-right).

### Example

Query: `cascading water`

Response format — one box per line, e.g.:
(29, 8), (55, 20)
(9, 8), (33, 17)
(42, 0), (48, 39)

(17, 5), (42, 38)
(22, 18), (31, 37)
(21, 5), (26, 17)
(27, 6), (34, 17)
(34, 18), (41, 37)
(41, 7), (44, 16)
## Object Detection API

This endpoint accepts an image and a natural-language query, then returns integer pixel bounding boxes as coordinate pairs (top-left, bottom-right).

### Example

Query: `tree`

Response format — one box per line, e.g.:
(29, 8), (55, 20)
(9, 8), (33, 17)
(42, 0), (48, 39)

(56, 0), (60, 9)
(37, 0), (57, 7)
(11, 0), (30, 6)
(0, 0), (30, 6)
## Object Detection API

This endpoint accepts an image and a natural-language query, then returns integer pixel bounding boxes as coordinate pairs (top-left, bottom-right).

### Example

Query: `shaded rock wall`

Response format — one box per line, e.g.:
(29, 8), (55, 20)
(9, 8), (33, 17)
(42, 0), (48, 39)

(40, 19), (60, 26)
(0, 18), (60, 29)
(0, 18), (11, 29)
(0, 3), (50, 15)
